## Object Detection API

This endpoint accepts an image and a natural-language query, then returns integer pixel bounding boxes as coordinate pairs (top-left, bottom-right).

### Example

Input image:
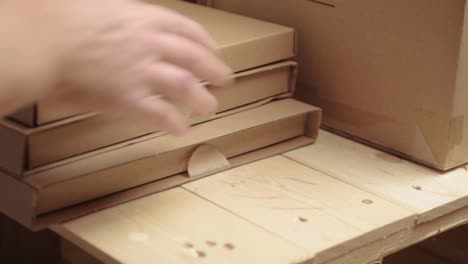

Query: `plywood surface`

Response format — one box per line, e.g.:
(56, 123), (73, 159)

(55, 188), (309, 264)
(184, 156), (414, 260)
(285, 130), (468, 223)
(55, 131), (468, 264)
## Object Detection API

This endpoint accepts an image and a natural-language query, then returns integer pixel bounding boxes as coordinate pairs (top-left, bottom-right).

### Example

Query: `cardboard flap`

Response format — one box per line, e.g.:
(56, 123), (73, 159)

(188, 144), (231, 178)
(8, 104), (36, 127)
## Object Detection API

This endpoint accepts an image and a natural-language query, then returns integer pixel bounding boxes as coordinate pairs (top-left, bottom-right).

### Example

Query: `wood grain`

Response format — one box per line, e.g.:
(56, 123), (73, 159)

(285, 130), (468, 223)
(184, 156), (415, 260)
(55, 188), (309, 264)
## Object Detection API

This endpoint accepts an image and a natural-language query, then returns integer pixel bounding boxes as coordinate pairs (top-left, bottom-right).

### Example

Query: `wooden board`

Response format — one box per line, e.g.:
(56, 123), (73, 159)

(285, 130), (468, 223)
(54, 130), (468, 264)
(184, 156), (415, 260)
(55, 188), (309, 264)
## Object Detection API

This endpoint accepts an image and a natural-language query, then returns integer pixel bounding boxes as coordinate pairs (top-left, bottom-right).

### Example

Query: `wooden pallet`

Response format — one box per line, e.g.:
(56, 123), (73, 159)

(53, 130), (468, 264)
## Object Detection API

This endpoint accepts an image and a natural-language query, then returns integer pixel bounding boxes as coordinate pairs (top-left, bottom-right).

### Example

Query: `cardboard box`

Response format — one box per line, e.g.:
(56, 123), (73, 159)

(0, 62), (296, 175)
(9, 0), (295, 127)
(208, 0), (468, 170)
(0, 99), (321, 229)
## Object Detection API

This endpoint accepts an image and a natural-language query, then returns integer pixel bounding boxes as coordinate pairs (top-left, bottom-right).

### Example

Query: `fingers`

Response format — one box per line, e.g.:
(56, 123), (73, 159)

(151, 33), (232, 86)
(125, 93), (189, 136)
(145, 62), (218, 115)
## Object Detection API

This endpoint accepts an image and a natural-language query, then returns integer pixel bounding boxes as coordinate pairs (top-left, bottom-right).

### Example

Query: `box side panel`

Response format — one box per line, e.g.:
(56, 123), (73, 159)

(220, 30), (295, 72)
(0, 124), (26, 176)
(211, 0), (464, 169)
(0, 171), (35, 228)
(306, 108), (322, 140)
(448, 0), (468, 169)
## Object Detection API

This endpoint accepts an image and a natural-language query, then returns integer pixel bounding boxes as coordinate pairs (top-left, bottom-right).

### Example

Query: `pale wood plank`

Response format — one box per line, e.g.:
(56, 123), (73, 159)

(184, 156), (415, 261)
(285, 130), (468, 223)
(319, 204), (468, 264)
(54, 188), (309, 264)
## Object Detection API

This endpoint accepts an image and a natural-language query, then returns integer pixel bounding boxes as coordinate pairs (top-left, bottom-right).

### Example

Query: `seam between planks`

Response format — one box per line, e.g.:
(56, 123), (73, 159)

(281, 154), (421, 220)
(181, 167), (415, 264)
(180, 186), (316, 263)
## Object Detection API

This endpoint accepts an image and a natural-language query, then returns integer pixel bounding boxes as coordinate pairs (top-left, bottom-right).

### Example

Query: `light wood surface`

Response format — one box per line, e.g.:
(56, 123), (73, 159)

(55, 188), (309, 264)
(184, 156), (414, 260)
(55, 131), (468, 264)
(285, 131), (468, 224)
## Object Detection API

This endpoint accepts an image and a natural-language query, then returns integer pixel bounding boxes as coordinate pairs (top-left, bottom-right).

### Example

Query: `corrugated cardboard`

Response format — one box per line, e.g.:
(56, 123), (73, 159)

(0, 99), (321, 229)
(9, 0), (295, 127)
(208, 0), (468, 170)
(0, 62), (296, 175)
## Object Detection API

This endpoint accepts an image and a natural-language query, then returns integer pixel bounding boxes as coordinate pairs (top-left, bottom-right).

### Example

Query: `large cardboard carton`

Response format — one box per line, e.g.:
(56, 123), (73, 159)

(208, 0), (468, 170)
(0, 99), (321, 229)
(0, 62), (296, 175)
(9, 0), (295, 126)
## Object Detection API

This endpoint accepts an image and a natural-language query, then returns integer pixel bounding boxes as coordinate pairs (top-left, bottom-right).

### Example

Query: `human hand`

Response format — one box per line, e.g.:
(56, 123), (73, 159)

(1, 0), (231, 135)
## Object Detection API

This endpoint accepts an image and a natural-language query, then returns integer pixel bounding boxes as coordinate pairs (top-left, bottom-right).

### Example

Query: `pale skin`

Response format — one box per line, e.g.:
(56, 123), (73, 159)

(0, 0), (231, 135)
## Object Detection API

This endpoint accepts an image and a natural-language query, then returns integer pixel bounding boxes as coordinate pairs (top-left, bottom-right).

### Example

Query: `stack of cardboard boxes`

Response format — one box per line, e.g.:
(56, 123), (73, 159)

(0, 0), (321, 229)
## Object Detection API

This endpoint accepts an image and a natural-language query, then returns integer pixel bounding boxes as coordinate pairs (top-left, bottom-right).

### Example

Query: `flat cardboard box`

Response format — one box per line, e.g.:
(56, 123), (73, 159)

(208, 0), (468, 170)
(9, 0), (295, 127)
(0, 62), (296, 175)
(0, 99), (321, 229)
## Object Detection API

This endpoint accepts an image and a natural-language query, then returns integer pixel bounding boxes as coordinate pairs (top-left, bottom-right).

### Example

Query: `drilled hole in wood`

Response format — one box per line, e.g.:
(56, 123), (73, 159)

(196, 250), (206, 258)
(412, 185), (423, 191)
(184, 242), (194, 249)
(362, 199), (374, 205)
(224, 243), (236, 250)
(189, 248), (206, 258)
(295, 216), (308, 223)
(205, 240), (217, 247)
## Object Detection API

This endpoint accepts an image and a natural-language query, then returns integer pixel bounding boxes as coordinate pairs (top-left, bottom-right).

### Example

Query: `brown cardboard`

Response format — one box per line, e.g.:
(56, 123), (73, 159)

(39, 137), (315, 230)
(187, 145), (232, 178)
(9, 0), (295, 127)
(0, 99), (321, 230)
(208, 0), (468, 170)
(0, 62), (296, 175)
